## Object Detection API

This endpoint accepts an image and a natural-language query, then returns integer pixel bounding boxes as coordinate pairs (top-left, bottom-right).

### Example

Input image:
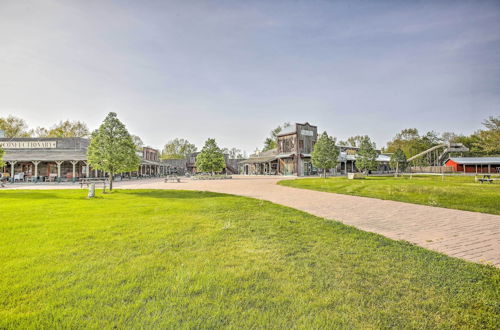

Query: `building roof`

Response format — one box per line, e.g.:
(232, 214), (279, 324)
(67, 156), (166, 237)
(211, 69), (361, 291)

(141, 159), (162, 165)
(338, 152), (390, 162)
(240, 155), (277, 164)
(240, 149), (278, 164)
(447, 157), (500, 165)
(3, 150), (87, 162)
(277, 125), (297, 136)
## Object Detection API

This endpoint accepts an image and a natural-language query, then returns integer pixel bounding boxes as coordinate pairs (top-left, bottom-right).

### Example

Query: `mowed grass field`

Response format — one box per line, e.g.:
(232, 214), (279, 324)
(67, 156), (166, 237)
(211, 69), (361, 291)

(279, 175), (500, 215)
(0, 190), (499, 328)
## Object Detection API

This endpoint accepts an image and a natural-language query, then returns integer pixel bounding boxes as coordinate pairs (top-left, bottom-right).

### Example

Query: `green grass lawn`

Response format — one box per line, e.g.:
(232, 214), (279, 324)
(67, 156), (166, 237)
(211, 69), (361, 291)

(0, 190), (499, 328)
(279, 175), (500, 215)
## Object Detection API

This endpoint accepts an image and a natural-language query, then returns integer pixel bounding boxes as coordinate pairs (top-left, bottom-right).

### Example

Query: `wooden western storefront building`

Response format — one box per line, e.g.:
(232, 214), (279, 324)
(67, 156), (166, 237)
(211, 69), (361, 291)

(138, 147), (167, 177)
(241, 122), (318, 176)
(0, 138), (169, 182)
(241, 122), (392, 176)
(1, 138), (90, 182)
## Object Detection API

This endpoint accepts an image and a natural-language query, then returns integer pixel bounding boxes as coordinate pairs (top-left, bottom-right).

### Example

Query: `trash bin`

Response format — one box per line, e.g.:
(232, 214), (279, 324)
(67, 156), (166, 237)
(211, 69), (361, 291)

(88, 183), (95, 198)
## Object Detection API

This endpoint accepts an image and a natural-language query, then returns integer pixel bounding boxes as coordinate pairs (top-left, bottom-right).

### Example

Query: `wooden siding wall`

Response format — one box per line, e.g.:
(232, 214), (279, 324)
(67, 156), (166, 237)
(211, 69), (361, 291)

(278, 135), (296, 153)
(296, 123), (317, 154)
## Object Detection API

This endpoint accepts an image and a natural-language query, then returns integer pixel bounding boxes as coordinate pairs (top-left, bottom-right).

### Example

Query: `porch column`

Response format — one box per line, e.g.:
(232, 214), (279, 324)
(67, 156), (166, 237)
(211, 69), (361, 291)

(70, 161), (78, 178)
(55, 161), (64, 178)
(475, 164), (477, 174)
(488, 164), (491, 174)
(32, 161), (41, 179)
(83, 161), (89, 177)
(8, 161), (17, 180)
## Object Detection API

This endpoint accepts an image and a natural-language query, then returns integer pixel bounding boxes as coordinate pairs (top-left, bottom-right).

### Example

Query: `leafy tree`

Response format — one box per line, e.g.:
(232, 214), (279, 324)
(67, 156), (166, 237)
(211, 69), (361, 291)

(222, 147), (244, 159)
(195, 138), (226, 174)
(386, 128), (443, 165)
(311, 131), (339, 178)
(441, 132), (459, 144)
(339, 135), (368, 147)
(33, 127), (49, 137)
(482, 116), (500, 130)
(263, 122), (291, 151)
(162, 138), (197, 159)
(131, 135), (144, 150)
(389, 148), (408, 173)
(35, 120), (89, 138)
(356, 136), (378, 173)
(87, 113), (140, 191)
(472, 116), (500, 155)
(0, 115), (32, 137)
(263, 137), (276, 151)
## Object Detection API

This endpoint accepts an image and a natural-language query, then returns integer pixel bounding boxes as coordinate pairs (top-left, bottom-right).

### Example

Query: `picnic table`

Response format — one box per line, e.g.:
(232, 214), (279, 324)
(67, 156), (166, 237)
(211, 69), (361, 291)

(476, 175), (497, 184)
(80, 178), (108, 188)
(164, 175), (181, 183)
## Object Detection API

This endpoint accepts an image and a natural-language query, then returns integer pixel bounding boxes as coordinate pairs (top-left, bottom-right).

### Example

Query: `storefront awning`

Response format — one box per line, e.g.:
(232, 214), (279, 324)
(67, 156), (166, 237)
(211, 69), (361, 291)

(3, 150), (87, 162)
(240, 156), (277, 164)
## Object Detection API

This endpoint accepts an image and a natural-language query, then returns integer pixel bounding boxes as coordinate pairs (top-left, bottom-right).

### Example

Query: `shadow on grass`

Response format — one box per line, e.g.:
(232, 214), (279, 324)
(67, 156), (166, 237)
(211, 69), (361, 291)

(124, 190), (226, 200)
(0, 191), (81, 200)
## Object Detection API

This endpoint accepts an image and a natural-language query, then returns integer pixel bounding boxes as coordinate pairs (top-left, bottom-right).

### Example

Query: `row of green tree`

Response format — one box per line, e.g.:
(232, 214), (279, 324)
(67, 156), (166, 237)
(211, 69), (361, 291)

(0, 115), (90, 138)
(261, 116), (499, 174)
(311, 133), (380, 177)
(261, 116), (499, 158)
(384, 116), (500, 157)
(160, 138), (246, 160)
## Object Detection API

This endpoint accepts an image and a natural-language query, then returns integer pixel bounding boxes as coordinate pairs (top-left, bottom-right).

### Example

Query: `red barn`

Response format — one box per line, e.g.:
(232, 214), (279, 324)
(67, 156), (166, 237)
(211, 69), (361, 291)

(445, 157), (500, 173)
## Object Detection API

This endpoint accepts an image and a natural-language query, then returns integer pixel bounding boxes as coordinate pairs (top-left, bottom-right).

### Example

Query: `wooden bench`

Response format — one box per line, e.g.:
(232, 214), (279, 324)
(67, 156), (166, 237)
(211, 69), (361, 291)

(164, 175), (180, 183)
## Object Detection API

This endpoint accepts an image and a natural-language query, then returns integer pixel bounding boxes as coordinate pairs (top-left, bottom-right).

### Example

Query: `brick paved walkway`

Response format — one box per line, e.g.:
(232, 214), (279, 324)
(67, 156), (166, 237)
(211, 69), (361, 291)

(4, 176), (500, 267)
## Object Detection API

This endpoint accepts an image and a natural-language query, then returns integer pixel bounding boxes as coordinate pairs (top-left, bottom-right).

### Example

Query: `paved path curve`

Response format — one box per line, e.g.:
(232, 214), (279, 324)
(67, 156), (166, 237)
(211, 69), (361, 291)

(4, 176), (500, 267)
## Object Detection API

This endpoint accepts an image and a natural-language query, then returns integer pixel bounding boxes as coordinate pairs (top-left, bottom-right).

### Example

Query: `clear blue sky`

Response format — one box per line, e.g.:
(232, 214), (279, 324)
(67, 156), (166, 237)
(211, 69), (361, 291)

(1, 0), (499, 153)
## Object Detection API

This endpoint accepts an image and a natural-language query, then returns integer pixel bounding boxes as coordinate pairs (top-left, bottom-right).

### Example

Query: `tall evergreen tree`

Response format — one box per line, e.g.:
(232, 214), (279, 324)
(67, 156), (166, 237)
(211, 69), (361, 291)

(356, 136), (378, 174)
(195, 138), (226, 175)
(389, 148), (408, 174)
(87, 112), (140, 190)
(311, 131), (339, 178)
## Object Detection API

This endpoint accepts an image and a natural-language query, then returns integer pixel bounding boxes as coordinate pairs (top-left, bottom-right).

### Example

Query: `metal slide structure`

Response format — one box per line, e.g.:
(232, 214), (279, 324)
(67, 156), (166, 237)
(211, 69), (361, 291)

(407, 143), (469, 166)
